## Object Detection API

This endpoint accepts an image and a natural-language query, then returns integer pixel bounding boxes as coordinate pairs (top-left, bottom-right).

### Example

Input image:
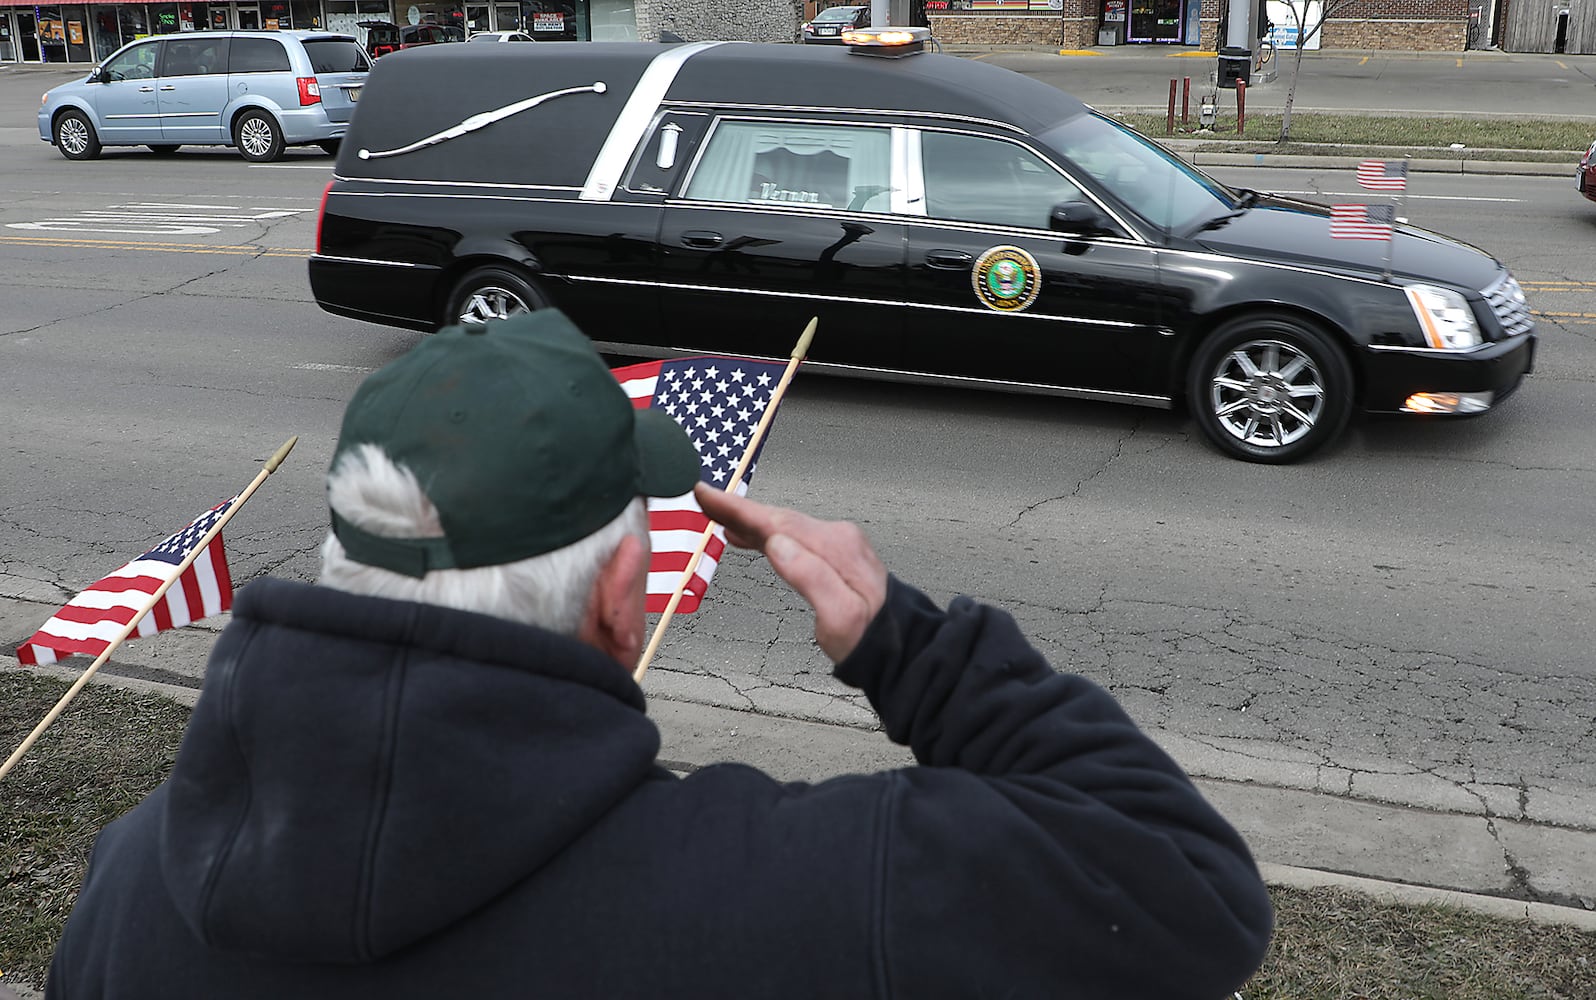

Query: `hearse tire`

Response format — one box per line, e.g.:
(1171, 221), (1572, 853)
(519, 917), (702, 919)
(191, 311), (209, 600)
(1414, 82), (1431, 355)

(1187, 313), (1354, 464)
(445, 267), (548, 328)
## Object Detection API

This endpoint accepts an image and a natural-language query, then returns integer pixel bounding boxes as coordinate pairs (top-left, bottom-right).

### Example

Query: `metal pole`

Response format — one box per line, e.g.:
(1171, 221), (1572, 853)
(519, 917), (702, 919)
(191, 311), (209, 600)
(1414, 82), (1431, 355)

(1237, 79), (1246, 135)
(1182, 77), (1191, 126)
(871, 0), (889, 28)
(1166, 79), (1176, 135)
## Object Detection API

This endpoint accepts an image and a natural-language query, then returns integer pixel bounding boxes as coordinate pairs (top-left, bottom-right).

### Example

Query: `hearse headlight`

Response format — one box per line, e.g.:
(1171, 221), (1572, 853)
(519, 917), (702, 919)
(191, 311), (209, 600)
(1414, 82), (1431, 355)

(1404, 283), (1482, 350)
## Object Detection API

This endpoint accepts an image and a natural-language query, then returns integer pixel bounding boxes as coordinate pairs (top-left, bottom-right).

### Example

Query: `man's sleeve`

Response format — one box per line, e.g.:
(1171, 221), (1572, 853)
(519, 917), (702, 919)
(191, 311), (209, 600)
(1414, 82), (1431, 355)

(834, 577), (1274, 1000)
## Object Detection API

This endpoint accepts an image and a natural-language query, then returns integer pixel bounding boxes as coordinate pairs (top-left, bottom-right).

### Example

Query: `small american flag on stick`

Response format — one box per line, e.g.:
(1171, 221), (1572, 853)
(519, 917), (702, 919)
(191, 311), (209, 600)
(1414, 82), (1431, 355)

(1330, 203), (1396, 241)
(16, 499), (236, 666)
(613, 357), (789, 614)
(1355, 159), (1408, 192)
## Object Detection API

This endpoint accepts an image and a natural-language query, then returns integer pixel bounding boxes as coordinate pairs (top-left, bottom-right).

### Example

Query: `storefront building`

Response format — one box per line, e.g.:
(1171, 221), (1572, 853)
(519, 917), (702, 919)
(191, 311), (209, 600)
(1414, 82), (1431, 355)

(925, 0), (1469, 49)
(0, 0), (635, 62)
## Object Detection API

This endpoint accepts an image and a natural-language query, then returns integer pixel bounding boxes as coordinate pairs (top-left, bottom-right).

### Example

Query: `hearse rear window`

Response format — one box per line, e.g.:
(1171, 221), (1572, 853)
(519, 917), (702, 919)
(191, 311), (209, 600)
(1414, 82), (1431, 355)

(684, 121), (891, 213)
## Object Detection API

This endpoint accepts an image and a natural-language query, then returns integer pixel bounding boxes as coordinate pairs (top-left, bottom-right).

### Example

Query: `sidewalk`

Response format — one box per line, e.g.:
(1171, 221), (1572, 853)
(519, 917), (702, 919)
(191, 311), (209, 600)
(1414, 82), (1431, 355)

(25, 660), (1596, 931)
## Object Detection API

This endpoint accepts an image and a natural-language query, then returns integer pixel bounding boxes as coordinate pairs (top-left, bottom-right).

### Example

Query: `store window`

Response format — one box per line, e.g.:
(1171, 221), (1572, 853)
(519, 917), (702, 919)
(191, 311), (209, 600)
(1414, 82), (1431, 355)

(118, 6), (149, 44)
(92, 8), (120, 60)
(325, 0), (389, 45)
(402, 2), (466, 38)
(685, 121), (892, 213)
(260, 0), (291, 29)
(149, 4), (182, 34)
(588, 0), (630, 40)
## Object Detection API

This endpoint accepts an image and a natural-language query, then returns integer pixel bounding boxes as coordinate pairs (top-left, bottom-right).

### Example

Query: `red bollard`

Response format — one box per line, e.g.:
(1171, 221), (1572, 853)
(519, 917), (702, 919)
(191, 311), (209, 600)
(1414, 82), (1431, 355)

(1182, 77), (1191, 126)
(1166, 78), (1176, 135)
(1237, 80), (1246, 136)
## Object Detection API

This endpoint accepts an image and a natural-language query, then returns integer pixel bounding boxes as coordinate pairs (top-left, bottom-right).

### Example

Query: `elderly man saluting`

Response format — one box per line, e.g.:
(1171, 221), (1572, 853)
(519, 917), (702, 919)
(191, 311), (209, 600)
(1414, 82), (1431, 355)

(49, 311), (1272, 999)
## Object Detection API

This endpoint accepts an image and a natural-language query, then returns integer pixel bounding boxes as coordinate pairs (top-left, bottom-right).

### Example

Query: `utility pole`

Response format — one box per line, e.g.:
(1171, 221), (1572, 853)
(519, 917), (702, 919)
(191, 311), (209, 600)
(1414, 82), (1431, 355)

(872, 0), (890, 27)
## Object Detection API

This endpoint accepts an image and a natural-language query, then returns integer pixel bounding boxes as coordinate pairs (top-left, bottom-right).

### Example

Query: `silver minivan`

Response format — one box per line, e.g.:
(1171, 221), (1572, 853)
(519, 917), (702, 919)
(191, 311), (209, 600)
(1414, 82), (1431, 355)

(37, 30), (368, 162)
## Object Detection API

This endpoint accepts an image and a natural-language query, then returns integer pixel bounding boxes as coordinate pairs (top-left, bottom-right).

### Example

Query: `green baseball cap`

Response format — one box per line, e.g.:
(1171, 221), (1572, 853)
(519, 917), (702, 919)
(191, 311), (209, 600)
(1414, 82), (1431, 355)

(330, 310), (701, 577)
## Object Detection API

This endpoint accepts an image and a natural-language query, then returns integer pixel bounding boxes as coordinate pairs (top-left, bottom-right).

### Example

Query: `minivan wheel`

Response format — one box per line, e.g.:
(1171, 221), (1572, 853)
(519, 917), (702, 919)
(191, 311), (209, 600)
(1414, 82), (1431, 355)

(1187, 313), (1353, 464)
(317, 139), (342, 156)
(147, 144), (181, 155)
(234, 110), (284, 162)
(445, 267), (548, 328)
(54, 111), (101, 161)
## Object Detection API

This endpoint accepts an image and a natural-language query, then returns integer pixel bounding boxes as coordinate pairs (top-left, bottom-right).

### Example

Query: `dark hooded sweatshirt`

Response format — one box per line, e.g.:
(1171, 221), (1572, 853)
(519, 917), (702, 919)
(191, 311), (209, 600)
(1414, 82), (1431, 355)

(48, 575), (1272, 999)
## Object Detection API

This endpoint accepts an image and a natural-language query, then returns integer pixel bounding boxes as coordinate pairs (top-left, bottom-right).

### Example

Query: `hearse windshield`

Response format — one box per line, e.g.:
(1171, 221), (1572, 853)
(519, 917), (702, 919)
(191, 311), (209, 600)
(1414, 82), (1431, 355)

(1037, 113), (1237, 236)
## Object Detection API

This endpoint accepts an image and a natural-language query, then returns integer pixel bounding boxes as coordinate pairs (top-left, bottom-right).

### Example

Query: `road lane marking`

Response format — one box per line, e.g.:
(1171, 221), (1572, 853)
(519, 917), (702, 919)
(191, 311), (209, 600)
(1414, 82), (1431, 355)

(1258, 189), (1524, 204)
(294, 362), (375, 373)
(6, 201), (307, 236)
(0, 234), (307, 256)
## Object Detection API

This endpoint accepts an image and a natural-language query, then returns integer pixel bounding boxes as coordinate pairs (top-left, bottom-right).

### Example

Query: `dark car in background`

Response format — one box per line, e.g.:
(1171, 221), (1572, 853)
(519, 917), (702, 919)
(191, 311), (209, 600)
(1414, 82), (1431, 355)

(800, 5), (871, 43)
(309, 35), (1535, 464)
(358, 20), (461, 58)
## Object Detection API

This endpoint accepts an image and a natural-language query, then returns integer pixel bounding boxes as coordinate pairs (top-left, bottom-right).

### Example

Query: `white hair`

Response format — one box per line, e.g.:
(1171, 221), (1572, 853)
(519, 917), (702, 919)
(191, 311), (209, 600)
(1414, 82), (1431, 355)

(319, 444), (649, 635)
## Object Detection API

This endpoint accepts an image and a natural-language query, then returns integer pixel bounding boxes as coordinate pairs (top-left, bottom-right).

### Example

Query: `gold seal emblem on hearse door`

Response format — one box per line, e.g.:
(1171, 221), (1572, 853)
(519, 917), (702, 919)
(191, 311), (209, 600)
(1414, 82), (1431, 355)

(971, 245), (1042, 312)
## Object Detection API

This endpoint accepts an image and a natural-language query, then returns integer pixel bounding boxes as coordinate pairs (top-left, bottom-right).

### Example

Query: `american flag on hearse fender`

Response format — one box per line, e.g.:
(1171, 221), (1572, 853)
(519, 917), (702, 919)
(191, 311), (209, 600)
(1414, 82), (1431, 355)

(1329, 203), (1396, 241)
(612, 357), (788, 614)
(16, 498), (237, 666)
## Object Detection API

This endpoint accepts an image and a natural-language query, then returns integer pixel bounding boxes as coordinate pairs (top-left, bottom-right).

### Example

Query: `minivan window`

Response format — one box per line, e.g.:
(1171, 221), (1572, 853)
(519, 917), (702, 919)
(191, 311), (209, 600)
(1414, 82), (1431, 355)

(1037, 112), (1233, 234)
(230, 37), (291, 74)
(920, 131), (1085, 230)
(684, 121), (892, 213)
(162, 38), (228, 76)
(102, 40), (159, 81)
(303, 38), (369, 73)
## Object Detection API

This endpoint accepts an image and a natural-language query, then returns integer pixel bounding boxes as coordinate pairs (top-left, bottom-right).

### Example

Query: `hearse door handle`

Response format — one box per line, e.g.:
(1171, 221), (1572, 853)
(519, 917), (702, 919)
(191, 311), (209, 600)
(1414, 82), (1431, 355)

(680, 230), (724, 249)
(138, 85), (155, 92)
(159, 85), (177, 91)
(925, 249), (974, 269)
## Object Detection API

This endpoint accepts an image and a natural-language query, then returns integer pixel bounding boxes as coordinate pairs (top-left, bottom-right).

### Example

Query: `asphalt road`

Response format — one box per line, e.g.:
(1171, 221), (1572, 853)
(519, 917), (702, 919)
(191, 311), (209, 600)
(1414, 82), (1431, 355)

(3, 60), (1595, 837)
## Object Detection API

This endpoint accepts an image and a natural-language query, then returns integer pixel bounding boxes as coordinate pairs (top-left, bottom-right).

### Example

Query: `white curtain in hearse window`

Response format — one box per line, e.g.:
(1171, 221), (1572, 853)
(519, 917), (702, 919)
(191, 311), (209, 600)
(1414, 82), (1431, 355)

(685, 122), (892, 214)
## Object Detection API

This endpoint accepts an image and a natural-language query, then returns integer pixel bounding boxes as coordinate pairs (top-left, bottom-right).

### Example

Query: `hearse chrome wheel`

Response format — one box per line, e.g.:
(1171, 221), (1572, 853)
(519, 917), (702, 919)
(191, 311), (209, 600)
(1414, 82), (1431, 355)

(1188, 314), (1353, 464)
(459, 286), (531, 324)
(445, 266), (548, 329)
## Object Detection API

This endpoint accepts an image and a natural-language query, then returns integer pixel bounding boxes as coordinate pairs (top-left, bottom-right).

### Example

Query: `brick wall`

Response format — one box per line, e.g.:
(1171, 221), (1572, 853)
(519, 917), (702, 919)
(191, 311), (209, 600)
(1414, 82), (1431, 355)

(636, 0), (805, 42)
(1201, 0), (1465, 50)
(928, 14), (1096, 46)
(1323, 18), (1467, 49)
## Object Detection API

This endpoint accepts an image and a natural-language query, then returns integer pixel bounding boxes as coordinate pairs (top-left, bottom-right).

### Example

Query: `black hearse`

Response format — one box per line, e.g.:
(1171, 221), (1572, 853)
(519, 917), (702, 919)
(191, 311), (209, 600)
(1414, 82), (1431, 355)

(309, 31), (1535, 463)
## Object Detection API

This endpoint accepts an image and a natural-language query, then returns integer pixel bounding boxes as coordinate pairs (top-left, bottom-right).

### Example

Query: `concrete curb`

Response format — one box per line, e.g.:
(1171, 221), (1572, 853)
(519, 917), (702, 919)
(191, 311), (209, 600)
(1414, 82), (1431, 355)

(18, 664), (1596, 930)
(1258, 863), (1596, 932)
(1176, 149), (1573, 177)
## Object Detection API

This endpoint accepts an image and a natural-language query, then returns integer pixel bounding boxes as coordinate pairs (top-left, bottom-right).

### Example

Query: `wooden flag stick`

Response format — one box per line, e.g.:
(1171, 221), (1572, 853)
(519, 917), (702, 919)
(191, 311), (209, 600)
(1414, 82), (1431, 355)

(634, 319), (817, 684)
(0, 436), (298, 783)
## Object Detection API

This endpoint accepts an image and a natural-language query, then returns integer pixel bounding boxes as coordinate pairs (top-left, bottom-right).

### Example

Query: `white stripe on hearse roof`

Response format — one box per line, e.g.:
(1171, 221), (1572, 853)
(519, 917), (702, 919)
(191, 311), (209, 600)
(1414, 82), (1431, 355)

(580, 41), (730, 202)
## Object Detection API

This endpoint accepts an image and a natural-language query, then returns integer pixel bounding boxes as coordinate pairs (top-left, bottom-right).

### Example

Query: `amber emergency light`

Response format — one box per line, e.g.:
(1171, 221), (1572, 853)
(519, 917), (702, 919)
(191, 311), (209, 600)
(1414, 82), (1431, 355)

(843, 26), (930, 56)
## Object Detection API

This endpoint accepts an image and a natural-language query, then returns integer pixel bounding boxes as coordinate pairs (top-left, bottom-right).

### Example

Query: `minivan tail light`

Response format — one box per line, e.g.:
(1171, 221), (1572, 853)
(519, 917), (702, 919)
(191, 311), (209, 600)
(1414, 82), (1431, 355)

(315, 179), (333, 253)
(297, 77), (322, 106)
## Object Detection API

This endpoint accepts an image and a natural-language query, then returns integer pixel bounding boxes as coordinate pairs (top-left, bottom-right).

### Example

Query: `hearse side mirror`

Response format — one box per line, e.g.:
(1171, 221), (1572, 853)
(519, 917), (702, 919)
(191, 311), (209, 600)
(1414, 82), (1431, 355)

(1049, 200), (1114, 237)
